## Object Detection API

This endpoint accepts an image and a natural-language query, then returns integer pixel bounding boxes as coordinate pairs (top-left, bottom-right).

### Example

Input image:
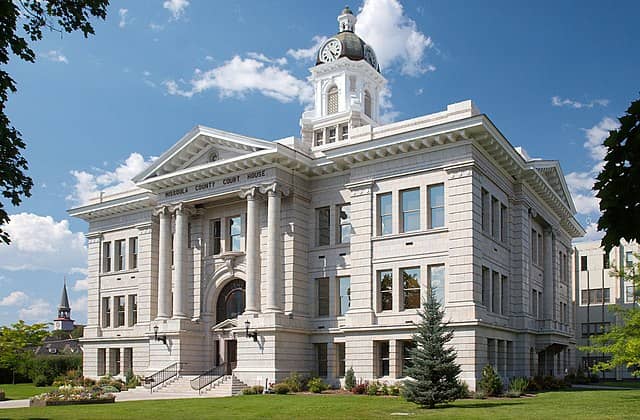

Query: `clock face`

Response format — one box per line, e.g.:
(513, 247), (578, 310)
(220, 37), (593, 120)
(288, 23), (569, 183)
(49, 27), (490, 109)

(364, 45), (378, 69)
(319, 38), (342, 63)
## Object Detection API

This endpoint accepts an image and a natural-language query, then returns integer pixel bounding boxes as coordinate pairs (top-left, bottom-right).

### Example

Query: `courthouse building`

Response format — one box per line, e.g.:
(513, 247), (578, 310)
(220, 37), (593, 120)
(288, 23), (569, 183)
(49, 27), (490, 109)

(70, 7), (585, 391)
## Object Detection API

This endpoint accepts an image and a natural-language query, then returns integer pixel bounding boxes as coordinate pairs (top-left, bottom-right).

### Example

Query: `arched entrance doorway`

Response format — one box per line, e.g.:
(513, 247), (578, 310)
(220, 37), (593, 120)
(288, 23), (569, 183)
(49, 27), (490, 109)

(215, 279), (245, 373)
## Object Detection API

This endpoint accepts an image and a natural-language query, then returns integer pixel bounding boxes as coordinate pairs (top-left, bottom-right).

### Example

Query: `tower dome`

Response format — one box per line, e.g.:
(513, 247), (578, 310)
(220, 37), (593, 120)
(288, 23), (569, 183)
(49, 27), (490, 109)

(316, 6), (380, 72)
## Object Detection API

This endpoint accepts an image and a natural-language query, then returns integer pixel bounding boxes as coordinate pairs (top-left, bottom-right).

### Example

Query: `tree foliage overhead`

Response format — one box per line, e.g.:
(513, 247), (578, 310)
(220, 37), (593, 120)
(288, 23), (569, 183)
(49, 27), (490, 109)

(403, 290), (461, 409)
(0, 0), (108, 244)
(594, 96), (640, 252)
(580, 255), (640, 376)
(0, 320), (49, 384)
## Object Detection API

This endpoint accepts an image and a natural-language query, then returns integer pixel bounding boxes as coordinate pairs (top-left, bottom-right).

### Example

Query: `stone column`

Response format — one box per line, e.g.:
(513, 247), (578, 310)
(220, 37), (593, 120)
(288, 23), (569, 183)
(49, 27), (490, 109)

(261, 183), (286, 313)
(120, 347), (126, 375)
(241, 187), (260, 314)
(156, 207), (172, 319)
(173, 204), (189, 319)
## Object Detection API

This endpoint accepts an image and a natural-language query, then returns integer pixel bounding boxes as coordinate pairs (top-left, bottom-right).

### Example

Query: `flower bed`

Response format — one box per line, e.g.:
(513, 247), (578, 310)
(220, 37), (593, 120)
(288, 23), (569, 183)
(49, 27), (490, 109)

(29, 385), (115, 407)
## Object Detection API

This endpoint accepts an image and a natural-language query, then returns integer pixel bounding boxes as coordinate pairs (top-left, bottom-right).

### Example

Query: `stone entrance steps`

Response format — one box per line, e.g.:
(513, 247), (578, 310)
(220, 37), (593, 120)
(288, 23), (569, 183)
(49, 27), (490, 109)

(116, 374), (247, 400)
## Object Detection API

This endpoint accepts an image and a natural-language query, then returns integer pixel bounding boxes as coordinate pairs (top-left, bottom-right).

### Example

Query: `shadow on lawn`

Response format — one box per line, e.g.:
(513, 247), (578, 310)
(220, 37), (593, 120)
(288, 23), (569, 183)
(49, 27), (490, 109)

(430, 400), (524, 409)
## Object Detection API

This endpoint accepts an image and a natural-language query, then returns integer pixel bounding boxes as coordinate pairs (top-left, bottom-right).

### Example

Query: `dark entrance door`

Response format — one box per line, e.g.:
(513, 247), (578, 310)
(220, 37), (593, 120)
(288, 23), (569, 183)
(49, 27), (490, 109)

(226, 340), (237, 375)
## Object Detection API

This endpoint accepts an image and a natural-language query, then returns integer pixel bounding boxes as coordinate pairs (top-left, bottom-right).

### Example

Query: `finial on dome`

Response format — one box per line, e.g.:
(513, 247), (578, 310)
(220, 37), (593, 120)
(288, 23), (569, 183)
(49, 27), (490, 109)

(338, 6), (356, 32)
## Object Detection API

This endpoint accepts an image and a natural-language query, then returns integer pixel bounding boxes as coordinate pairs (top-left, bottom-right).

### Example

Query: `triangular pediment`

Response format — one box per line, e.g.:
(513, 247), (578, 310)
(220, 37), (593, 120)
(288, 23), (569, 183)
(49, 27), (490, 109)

(531, 161), (576, 213)
(133, 125), (276, 182)
(211, 318), (238, 331)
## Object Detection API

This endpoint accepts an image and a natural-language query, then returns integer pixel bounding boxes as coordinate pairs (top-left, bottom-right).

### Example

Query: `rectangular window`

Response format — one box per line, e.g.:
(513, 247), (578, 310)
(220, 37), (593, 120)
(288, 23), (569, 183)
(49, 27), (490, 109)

(341, 125), (349, 141)
(378, 193), (392, 235)
(626, 251), (634, 267)
(337, 204), (351, 244)
(482, 267), (491, 309)
(124, 348), (133, 373)
(129, 237), (138, 269)
(338, 276), (351, 316)
(492, 271), (500, 314)
(401, 188), (420, 232)
(115, 296), (125, 327)
(315, 343), (328, 377)
(537, 232), (543, 265)
(229, 216), (242, 251)
(210, 219), (221, 255)
(582, 322), (610, 337)
(500, 204), (507, 242)
(97, 349), (106, 376)
(379, 270), (393, 311)
(581, 255), (588, 271)
(491, 197), (499, 238)
(102, 297), (111, 328)
(327, 127), (337, 143)
(378, 341), (390, 377)
(103, 242), (111, 273)
(316, 277), (330, 317)
(603, 253), (610, 269)
(532, 289), (538, 318)
(111, 348), (121, 375)
(336, 343), (346, 377)
(481, 188), (490, 233)
(428, 264), (445, 305)
(315, 130), (323, 146)
(401, 267), (420, 310)
(531, 229), (538, 265)
(115, 239), (125, 271)
(428, 184), (445, 229)
(401, 341), (415, 377)
(316, 207), (331, 246)
(128, 295), (137, 326)
(627, 285), (635, 303)
(581, 288), (611, 304)
(501, 275), (508, 315)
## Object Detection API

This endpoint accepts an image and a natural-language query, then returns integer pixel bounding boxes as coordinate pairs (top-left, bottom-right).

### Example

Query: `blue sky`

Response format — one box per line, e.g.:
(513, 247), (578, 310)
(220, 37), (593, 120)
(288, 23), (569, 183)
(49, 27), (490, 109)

(0, 0), (637, 327)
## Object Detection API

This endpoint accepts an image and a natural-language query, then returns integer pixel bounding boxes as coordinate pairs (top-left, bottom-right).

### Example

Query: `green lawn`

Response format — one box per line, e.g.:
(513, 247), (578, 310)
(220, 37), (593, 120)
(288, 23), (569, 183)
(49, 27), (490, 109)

(0, 383), (56, 400)
(0, 389), (639, 419)
(598, 380), (640, 389)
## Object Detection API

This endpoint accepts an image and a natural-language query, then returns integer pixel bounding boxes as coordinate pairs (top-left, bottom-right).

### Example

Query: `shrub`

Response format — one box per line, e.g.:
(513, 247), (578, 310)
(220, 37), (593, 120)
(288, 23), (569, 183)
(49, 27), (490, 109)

(242, 387), (256, 395)
(456, 380), (470, 399)
(251, 385), (264, 394)
(344, 367), (356, 390)
(33, 374), (50, 387)
(100, 385), (120, 393)
(388, 384), (400, 396)
(366, 381), (379, 396)
(307, 377), (328, 393)
(529, 375), (568, 391)
(472, 390), (487, 399)
(83, 377), (97, 387)
(273, 383), (290, 394)
(508, 377), (529, 396)
(478, 365), (502, 396)
(351, 383), (367, 394)
(28, 355), (82, 384)
(126, 374), (140, 389)
(283, 372), (306, 392)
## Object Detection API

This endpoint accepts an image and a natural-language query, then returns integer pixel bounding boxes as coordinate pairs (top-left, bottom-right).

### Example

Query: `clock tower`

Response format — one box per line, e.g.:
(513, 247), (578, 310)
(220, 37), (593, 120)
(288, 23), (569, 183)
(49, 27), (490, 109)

(300, 6), (386, 149)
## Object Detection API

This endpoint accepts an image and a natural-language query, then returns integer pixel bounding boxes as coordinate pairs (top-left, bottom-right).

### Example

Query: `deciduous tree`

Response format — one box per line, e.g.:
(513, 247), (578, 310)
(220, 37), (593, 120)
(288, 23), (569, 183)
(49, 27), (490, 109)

(0, 0), (109, 244)
(0, 320), (49, 384)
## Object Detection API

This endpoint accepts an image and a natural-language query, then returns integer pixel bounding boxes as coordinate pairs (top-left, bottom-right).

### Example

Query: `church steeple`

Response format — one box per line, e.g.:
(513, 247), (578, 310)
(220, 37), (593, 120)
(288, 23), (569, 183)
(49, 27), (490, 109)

(54, 279), (75, 331)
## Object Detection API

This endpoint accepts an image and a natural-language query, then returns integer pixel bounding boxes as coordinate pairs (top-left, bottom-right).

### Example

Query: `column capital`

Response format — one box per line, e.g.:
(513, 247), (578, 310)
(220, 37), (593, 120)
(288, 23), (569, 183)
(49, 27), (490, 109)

(153, 205), (171, 217)
(260, 182), (289, 197)
(169, 202), (197, 216)
(239, 186), (260, 200)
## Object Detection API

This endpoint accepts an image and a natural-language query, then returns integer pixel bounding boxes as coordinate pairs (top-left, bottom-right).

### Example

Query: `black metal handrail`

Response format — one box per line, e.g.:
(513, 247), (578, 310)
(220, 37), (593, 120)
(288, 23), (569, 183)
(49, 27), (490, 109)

(144, 362), (181, 393)
(190, 364), (227, 394)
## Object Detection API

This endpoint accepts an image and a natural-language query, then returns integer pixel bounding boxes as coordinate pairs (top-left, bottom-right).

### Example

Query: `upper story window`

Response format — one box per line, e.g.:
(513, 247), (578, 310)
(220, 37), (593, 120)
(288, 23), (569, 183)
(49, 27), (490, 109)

(626, 251), (634, 267)
(500, 204), (508, 242)
(114, 239), (125, 271)
(580, 255), (588, 271)
(229, 216), (242, 252)
(337, 204), (351, 244)
(401, 267), (420, 310)
(491, 197), (500, 238)
(481, 188), (490, 233)
(102, 297), (111, 328)
(401, 188), (420, 233)
(378, 193), (392, 236)
(327, 127), (337, 143)
(428, 184), (444, 229)
(316, 207), (331, 246)
(581, 288), (610, 305)
(314, 130), (324, 147)
(210, 219), (221, 255)
(327, 87), (338, 115)
(378, 270), (393, 311)
(341, 125), (349, 141)
(129, 237), (138, 270)
(338, 276), (351, 316)
(364, 90), (372, 118)
(428, 264), (445, 305)
(603, 252), (610, 269)
(115, 296), (125, 327)
(316, 277), (330, 317)
(103, 242), (111, 273)
(128, 294), (137, 326)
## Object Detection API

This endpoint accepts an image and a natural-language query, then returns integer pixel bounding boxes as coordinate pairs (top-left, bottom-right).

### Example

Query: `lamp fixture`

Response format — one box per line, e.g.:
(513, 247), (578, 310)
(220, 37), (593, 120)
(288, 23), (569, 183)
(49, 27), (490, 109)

(244, 320), (258, 342)
(153, 325), (167, 344)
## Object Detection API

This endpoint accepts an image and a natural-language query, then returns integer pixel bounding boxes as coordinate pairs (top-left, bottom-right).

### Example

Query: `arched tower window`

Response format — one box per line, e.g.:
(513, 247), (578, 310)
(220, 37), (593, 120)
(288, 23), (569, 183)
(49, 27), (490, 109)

(327, 86), (338, 115)
(216, 279), (246, 324)
(364, 90), (372, 118)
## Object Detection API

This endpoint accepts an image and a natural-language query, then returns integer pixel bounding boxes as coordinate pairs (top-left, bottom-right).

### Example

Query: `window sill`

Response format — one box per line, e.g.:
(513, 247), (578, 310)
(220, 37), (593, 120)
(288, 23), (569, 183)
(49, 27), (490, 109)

(100, 268), (139, 277)
(372, 227), (448, 242)
(311, 243), (350, 252)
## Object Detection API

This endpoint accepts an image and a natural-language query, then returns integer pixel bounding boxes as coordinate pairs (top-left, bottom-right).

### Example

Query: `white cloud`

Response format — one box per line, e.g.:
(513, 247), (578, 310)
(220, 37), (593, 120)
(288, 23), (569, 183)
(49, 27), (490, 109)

(73, 278), (89, 291)
(286, 35), (327, 61)
(379, 86), (399, 123)
(246, 52), (288, 66)
(580, 222), (605, 242)
(71, 295), (88, 321)
(118, 8), (129, 28)
(0, 291), (28, 307)
(149, 23), (165, 32)
(42, 50), (68, 64)
(356, 0), (434, 75)
(163, 0), (189, 20)
(551, 96), (609, 109)
(415, 88), (424, 96)
(583, 117), (618, 161)
(67, 152), (155, 205)
(19, 299), (52, 322)
(0, 213), (87, 273)
(164, 55), (313, 103)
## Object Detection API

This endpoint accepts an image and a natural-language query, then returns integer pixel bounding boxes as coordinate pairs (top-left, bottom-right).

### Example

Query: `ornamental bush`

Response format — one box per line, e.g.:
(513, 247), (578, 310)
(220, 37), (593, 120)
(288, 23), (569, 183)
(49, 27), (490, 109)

(344, 367), (356, 390)
(478, 365), (503, 396)
(307, 377), (328, 393)
(351, 383), (367, 394)
(273, 383), (290, 394)
(283, 372), (307, 392)
(508, 377), (529, 396)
